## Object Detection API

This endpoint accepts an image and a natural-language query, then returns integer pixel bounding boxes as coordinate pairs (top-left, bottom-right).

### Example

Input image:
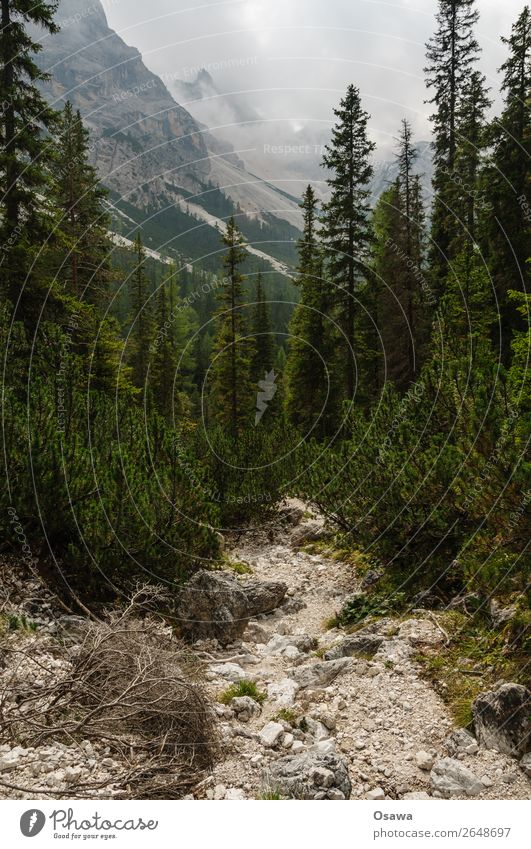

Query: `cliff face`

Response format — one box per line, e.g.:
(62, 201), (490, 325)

(33, 0), (210, 205)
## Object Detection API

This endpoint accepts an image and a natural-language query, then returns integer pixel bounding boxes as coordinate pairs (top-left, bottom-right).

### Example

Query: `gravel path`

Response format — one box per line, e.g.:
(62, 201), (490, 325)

(200, 509), (530, 801)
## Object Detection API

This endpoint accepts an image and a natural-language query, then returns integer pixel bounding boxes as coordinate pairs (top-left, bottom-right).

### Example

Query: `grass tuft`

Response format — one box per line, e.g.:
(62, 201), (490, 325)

(218, 679), (266, 705)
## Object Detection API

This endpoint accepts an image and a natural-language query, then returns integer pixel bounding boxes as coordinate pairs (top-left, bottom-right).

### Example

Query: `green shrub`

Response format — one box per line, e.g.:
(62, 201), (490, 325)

(0, 326), (220, 603)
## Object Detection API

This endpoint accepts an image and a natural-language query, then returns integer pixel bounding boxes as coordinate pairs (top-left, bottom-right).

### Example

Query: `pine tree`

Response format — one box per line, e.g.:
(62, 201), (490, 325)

(368, 125), (428, 393)
(395, 120), (427, 382)
(210, 217), (254, 438)
(0, 0), (59, 307)
(128, 232), (154, 394)
(251, 272), (274, 383)
(285, 185), (339, 436)
(425, 0), (481, 287)
(151, 266), (197, 420)
(451, 71), (491, 259)
(321, 85), (375, 401)
(482, 6), (530, 359)
(53, 102), (112, 305)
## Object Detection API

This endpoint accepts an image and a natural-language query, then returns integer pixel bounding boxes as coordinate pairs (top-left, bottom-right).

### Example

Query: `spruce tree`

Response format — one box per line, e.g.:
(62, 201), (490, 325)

(0, 0), (59, 306)
(152, 266), (197, 420)
(321, 85), (375, 401)
(53, 102), (112, 305)
(368, 125), (428, 393)
(395, 120), (426, 382)
(210, 217), (254, 438)
(128, 232), (154, 394)
(285, 185), (339, 436)
(425, 0), (481, 287)
(452, 71), (490, 257)
(482, 6), (530, 359)
(251, 272), (274, 383)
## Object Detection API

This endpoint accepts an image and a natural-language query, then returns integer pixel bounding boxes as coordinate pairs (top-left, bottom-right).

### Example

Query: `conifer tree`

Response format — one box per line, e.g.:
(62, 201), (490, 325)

(395, 120), (426, 382)
(53, 102), (112, 305)
(425, 0), (481, 287)
(210, 217), (254, 439)
(152, 266), (197, 419)
(0, 0), (59, 306)
(368, 125), (428, 393)
(251, 272), (274, 383)
(128, 232), (154, 394)
(482, 6), (530, 358)
(321, 85), (375, 401)
(285, 185), (339, 436)
(452, 71), (490, 257)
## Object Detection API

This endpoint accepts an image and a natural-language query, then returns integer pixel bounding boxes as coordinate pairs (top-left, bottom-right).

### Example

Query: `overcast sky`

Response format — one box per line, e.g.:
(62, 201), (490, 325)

(103, 0), (524, 156)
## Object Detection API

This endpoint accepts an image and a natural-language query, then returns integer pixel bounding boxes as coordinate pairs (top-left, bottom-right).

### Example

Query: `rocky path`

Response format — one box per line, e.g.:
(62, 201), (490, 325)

(196, 505), (530, 801)
(0, 506), (528, 801)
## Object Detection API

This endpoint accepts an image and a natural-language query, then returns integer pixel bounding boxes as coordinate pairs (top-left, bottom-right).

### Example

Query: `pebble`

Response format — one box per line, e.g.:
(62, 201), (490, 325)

(367, 787), (386, 800)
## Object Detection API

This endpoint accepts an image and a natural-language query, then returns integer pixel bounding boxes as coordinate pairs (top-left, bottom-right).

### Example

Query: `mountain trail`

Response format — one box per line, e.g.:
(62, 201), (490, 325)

(198, 503), (530, 800)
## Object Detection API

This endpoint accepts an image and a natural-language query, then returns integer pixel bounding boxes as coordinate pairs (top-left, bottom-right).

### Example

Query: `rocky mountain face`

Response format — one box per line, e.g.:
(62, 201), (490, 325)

(32, 2), (434, 271)
(32, 1), (303, 267)
(34, 0), (209, 202)
(173, 70), (434, 206)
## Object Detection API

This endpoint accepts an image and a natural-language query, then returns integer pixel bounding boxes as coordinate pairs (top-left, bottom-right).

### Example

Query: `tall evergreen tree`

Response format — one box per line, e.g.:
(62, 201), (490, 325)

(425, 0), (481, 287)
(321, 85), (375, 401)
(151, 266), (197, 420)
(482, 6), (530, 359)
(452, 71), (491, 256)
(210, 217), (254, 438)
(285, 185), (339, 436)
(395, 120), (427, 382)
(53, 102), (112, 305)
(128, 232), (154, 394)
(368, 125), (428, 394)
(251, 272), (274, 383)
(0, 0), (59, 305)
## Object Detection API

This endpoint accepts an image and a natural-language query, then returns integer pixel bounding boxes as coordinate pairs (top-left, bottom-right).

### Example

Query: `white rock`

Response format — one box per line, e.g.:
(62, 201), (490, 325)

(231, 696), (262, 721)
(267, 678), (299, 707)
(415, 750), (435, 771)
(430, 758), (484, 798)
(291, 740), (305, 754)
(283, 645), (300, 661)
(213, 783), (227, 800)
(282, 733), (294, 749)
(311, 767), (335, 788)
(403, 791), (431, 800)
(210, 663), (249, 682)
(367, 787), (386, 800)
(0, 753), (20, 773)
(225, 788), (246, 800)
(64, 766), (83, 783)
(291, 658), (351, 689)
(311, 739), (337, 755)
(259, 721), (285, 748)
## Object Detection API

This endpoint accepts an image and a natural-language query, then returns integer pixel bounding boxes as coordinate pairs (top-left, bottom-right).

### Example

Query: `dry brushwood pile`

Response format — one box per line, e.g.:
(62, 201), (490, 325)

(0, 575), (217, 799)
